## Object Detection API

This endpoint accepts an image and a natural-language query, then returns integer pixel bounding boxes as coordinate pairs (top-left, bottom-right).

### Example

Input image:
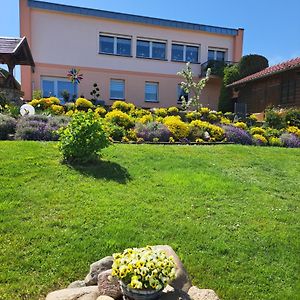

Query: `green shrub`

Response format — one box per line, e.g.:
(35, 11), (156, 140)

(75, 98), (94, 109)
(163, 116), (189, 140)
(95, 106), (107, 117)
(111, 101), (135, 113)
(58, 111), (109, 162)
(253, 134), (268, 146)
(186, 111), (202, 122)
(238, 54), (269, 78)
(286, 126), (300, 138)
(105, 124), (126, 141)
(285, 108), (300, 127)
(265, 108), (285, 129)
(154, 108), (168, 118)
(0, 114), (16, 140)
(105, 110), (134, 129)
(264, 128), (282, 139)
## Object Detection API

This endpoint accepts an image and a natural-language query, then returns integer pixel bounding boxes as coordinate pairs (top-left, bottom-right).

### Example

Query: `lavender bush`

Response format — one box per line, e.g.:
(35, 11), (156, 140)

(0, 114), (16, 140)
(135, 122), (171, 142)
(15, 115), (70, 141)
(222, 125), (253, 145)
(280, 133), (300, 148)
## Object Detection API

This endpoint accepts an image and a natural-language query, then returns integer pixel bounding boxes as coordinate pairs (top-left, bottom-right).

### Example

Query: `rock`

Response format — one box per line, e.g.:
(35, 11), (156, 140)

(68, 280), (86, 288)
(159, 285), (190, 300)
(153, 245), (192, 292)
(85, 256), (113, 286)
(96, 296), (115, 300)
(188, 286), (220, 300)
(46, 286), (100, 300)
(97, 269), (122, 299)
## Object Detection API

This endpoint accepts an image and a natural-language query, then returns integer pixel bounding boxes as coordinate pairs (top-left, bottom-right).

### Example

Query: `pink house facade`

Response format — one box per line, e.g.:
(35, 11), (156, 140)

(20, 0), (244, 109)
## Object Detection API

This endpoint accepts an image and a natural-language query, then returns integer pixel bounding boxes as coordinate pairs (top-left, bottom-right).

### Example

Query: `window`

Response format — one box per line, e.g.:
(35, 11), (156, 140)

(145, 82), (159, 102)
(208, 49), (226, 61)
(99, 34), (131, 56)
(41, 77), (77, 102)
(110, 79), (125, 100)
(177, 85), (188, 104)
(172, 44), (199, 63)
(137, 40), (166, 60)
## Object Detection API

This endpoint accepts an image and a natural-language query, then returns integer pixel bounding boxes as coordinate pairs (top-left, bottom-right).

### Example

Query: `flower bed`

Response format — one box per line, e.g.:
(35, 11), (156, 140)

(1, 99), (300, 148)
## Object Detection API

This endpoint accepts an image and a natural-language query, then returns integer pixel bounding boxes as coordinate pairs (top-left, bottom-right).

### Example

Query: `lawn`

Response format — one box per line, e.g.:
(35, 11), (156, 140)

(0, 142), (299, 300)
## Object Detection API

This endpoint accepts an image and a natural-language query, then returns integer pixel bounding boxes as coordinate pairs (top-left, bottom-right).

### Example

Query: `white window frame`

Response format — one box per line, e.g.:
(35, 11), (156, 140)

(171, 43), (200, 63)
(136, 38), (167, 60)
(145, 82), (159, 103)
(99, 33), (132, 56)
(40, 76), (77, 100)
(110, 79), (125, 100)
(208, 48), (227, 61)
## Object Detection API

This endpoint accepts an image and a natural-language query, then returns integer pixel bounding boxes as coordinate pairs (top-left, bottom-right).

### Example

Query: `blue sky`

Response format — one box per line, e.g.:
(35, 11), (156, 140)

(1, 0), (300, 81)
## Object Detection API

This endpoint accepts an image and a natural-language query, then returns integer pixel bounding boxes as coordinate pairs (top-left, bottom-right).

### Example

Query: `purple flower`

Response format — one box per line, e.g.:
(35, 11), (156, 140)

(222, 125), (253, 145)
(135, 122), (171, 142)
(280, 133), (300, 148)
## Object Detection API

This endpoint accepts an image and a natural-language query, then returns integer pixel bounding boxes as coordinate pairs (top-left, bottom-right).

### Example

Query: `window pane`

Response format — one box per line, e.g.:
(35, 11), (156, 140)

(208, 50), (215, 61)
(216, 51), (225, 61)
(57, 81), (76, 102)
(145, 82), (158, 102)
(42, 80), (55, 97)
(172, 44), (184, 61)
(186, 46), (199, 63)
(152, 42), (166, 60)
(137, 40), (150, 58)
(110, 79), (125, 99)
(117, 38), (131, 56)
(100, 35), (114, 54)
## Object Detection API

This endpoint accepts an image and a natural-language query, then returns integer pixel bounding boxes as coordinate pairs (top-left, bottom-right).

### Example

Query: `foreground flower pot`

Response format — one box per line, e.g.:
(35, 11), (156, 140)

(120, 281), (163, 300)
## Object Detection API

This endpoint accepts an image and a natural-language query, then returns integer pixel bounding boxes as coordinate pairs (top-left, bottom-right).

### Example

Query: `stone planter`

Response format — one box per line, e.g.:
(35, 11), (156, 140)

(120, 281), (163, 300)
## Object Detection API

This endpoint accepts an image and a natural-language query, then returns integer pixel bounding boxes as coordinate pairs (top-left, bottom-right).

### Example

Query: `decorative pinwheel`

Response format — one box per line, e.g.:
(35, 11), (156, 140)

(67, 68), (83, 84)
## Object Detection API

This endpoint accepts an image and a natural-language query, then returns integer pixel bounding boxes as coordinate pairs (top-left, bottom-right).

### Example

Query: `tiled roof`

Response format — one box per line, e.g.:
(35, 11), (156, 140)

(0, 37), (23, 54)
(28, 0), (240, 36)
(228, 57), (300, 87)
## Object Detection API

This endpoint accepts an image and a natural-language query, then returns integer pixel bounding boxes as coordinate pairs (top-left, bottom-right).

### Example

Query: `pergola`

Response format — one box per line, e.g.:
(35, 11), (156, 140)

(0, 37), (35, 88)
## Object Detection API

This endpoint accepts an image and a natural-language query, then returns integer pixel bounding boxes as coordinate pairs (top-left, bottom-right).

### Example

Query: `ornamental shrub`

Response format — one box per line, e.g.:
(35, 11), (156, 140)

(253, 134), (268, 146)
(75, 98), (94, 109)
(130, 108), (151, 118)
(222, 125), (253, 145)
(111, 101), (135, 113)
(238, 54), (269, 79)
(186, 111), (202, 122)
(15, 115), (69, 141)
(286, 126), (300, 138)
(0, 114), (16, 140)
(29, 97), (60, 110)
(154, 108), (168, 117)
(190, 120), (225, 141)
(250, 127), (266, 136)
(51, 104), (64, 115)
(58, 111), (110, 162)
(105, 110), (134, 129)
(163, 116), (189, 140)
(280, 133), (300, 148)
(234, 122), (247, 130)
(135, 122), (171, 142)
(137, 114), (153, 124)
(95, 106), (107, 117)
(167, 106), (179, 115)
(269, 137), (283, 147)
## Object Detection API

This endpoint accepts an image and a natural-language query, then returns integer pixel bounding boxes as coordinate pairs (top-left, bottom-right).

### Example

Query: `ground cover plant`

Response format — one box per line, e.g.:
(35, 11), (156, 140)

(0, 142), (299, 300)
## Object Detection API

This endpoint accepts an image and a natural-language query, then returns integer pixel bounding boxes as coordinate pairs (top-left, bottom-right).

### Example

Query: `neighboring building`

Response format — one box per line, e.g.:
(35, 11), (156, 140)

(228, 57), (300, 113)
(20, 0), (244, 108)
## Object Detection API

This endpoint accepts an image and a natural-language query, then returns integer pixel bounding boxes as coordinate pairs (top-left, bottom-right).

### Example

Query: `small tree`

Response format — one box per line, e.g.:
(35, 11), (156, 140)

(177, 63), (211, 110)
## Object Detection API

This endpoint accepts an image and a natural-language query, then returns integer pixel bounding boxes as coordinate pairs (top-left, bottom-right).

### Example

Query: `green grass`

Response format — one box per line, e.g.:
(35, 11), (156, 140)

(0, 142), (299, 300)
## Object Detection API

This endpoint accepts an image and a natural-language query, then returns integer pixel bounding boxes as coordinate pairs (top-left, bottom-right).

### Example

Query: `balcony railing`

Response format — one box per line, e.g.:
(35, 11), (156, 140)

(200, 60), (237, 77)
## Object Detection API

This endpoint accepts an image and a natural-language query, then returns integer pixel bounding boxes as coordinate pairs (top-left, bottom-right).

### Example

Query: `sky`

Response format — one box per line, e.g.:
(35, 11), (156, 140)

(1, 0), (300, 81)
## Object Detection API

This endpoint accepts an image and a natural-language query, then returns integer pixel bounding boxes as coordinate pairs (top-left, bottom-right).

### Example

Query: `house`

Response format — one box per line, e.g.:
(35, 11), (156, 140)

(228, 57), (300, 113)
(20, 0), (244, 108)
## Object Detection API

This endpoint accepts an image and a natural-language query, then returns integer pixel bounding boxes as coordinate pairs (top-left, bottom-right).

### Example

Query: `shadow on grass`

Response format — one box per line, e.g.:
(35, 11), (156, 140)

(67, 160), (131, 184)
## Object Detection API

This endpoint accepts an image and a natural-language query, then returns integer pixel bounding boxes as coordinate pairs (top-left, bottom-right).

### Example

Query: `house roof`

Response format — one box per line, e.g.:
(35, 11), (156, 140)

(0, 37), (35, 67)
(28, 0), (241, 36)
(228, 57), (300, 87)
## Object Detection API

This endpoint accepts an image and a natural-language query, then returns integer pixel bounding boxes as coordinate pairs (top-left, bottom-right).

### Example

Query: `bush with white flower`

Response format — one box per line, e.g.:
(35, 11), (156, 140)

(112, 246), (176, 290)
